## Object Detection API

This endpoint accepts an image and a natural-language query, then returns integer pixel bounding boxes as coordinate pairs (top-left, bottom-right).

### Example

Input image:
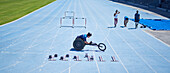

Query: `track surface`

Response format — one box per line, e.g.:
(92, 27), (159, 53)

(0, 0), (170, 73)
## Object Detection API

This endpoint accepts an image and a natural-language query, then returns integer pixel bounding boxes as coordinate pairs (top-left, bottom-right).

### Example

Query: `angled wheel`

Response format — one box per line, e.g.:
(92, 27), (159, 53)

(98, 43), (106, 51)
(73, 38), (85, 51)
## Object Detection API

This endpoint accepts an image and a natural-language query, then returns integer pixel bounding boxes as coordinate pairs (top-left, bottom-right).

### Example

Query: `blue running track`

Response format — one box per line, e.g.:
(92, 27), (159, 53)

(0, 0), (170, 73)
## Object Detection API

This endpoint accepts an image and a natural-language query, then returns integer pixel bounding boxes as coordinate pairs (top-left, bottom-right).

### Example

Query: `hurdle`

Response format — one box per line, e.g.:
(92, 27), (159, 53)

(74, 17), (86, 28)
(64, 11), (75, 18)
(60, 17), (74, 28)
(60, 11), (86, 28)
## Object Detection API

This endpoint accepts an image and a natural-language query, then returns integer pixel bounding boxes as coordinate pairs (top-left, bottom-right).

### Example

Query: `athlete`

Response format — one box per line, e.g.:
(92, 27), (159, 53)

(134, 10), (140, 28)
(76, 32), (92, 44)
(124, 16), (129, 27)
(114, 10), (120, 27)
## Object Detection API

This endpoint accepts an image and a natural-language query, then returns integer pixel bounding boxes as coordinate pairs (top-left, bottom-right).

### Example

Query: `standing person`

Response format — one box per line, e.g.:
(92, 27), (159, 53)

(124, 16), (129, 27)
(114, 10), (120, 27)
(134, 10), (140, 28)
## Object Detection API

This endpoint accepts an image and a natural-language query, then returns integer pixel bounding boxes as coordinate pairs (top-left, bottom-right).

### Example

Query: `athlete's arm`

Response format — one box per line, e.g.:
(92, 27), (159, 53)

(84, 41), (90, 44)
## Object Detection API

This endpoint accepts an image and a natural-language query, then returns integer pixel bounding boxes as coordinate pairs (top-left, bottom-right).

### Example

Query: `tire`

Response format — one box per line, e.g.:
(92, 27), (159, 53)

(73, 38), (85, 51)
(98, 43), (106, 51)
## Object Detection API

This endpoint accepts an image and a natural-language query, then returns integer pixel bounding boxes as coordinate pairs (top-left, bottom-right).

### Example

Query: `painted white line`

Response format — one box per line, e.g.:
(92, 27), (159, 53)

(60, 62), (80, 73)
(114, 30), (157, 73)
(27, 0), (73, 72)
(0, 61), (22, 71)
(0, 1), (65, 70)
(82, 1), (101, 73)
(27, 62), (49, 73)
(106, 39), (129, 73)
(1, 2), (64, 51)
(87, 1), (129, 72)
(2, 0), (69, 72)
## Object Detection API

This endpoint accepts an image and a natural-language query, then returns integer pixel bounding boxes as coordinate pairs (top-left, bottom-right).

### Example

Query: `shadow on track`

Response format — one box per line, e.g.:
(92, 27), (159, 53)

(70, 48), (102, 52)
(108, 26), (115, 28)
(128, 28), (136, 30)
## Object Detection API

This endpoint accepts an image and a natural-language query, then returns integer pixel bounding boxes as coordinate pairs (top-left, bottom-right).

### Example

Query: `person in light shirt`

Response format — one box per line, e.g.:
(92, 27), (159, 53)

(113, 10), (120, 27)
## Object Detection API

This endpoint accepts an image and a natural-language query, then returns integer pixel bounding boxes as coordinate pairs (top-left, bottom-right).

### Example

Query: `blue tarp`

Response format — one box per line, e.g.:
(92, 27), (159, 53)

(131, 19), (170, 30)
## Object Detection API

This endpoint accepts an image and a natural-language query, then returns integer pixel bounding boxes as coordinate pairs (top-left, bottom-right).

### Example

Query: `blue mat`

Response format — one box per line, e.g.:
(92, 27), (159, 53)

(131, 19), (170, 30)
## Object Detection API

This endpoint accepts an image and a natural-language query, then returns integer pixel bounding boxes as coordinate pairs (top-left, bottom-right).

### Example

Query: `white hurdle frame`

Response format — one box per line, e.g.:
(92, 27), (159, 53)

(60, 17), (74, 28)
(74, 17), (86, 28)
(64, 11), (75, 18)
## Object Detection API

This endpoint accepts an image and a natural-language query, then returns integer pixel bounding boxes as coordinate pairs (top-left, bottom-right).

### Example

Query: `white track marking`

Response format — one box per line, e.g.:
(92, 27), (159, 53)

(86, 0), (129, 72)
(130, 30), (170, 62)
(82, 0), (102, 73)
(0, 0), (70, 72)
(106, 39), (129, 73)
(27, 0), (74, 72)
(114, 30), (157, 73)
(60, 62), (80, 73)
(1, 1), (64, 51)
(0, 61), (22, 71)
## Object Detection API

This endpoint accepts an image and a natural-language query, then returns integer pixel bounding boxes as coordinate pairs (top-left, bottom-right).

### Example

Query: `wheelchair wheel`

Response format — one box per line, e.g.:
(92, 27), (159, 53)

(73, 38), (85, 51)
(98, 43), (106, 51)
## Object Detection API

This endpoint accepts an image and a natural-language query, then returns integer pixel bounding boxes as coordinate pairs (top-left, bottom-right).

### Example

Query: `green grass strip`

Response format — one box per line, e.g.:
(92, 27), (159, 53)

(0, 0), (56, 25)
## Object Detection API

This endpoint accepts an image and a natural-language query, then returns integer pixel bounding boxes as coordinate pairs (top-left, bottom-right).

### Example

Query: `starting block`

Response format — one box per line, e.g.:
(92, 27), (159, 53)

(99, 56), (105, 62)
(111, 56), (118, 62)
(87, 56), (91, 61)
(48, 55), (56, 61)
(74, 56), (81, 61)
(59, 56), (68, 61)
(84, 53), (88, 58)
(90, 56), (94, 61)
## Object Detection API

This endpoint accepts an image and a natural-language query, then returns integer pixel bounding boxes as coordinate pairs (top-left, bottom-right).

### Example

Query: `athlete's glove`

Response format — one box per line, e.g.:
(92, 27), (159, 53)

(89, 41), (92, 44)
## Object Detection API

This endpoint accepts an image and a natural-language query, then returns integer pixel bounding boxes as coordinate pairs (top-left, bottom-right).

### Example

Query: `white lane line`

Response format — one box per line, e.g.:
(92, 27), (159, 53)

(0, 0), (69, 72)
(27, 62), (49, 73)
(114, 30), (157, 73)
(1, 1), (65, 51)
(26, 0), (72, 72)
(82, 0), (102, 73)
(62, 0), (86, 72)
(106, 39), (129, 73)
(0, 1), (65, 71)
(0, 61), (22, 71)
(0, 51), (44, 55)
(60, 62), (80, 73)
(79, 0), (85, 17)
(130, 30), (170, 62)
(17, 5), (64, 59)
(87, 0), (129, 73)
(108, 0), (169, 19)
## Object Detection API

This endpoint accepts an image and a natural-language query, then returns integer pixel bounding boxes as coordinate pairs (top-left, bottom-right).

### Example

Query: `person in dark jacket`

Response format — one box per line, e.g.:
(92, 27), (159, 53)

(134, 10), (140, 28)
